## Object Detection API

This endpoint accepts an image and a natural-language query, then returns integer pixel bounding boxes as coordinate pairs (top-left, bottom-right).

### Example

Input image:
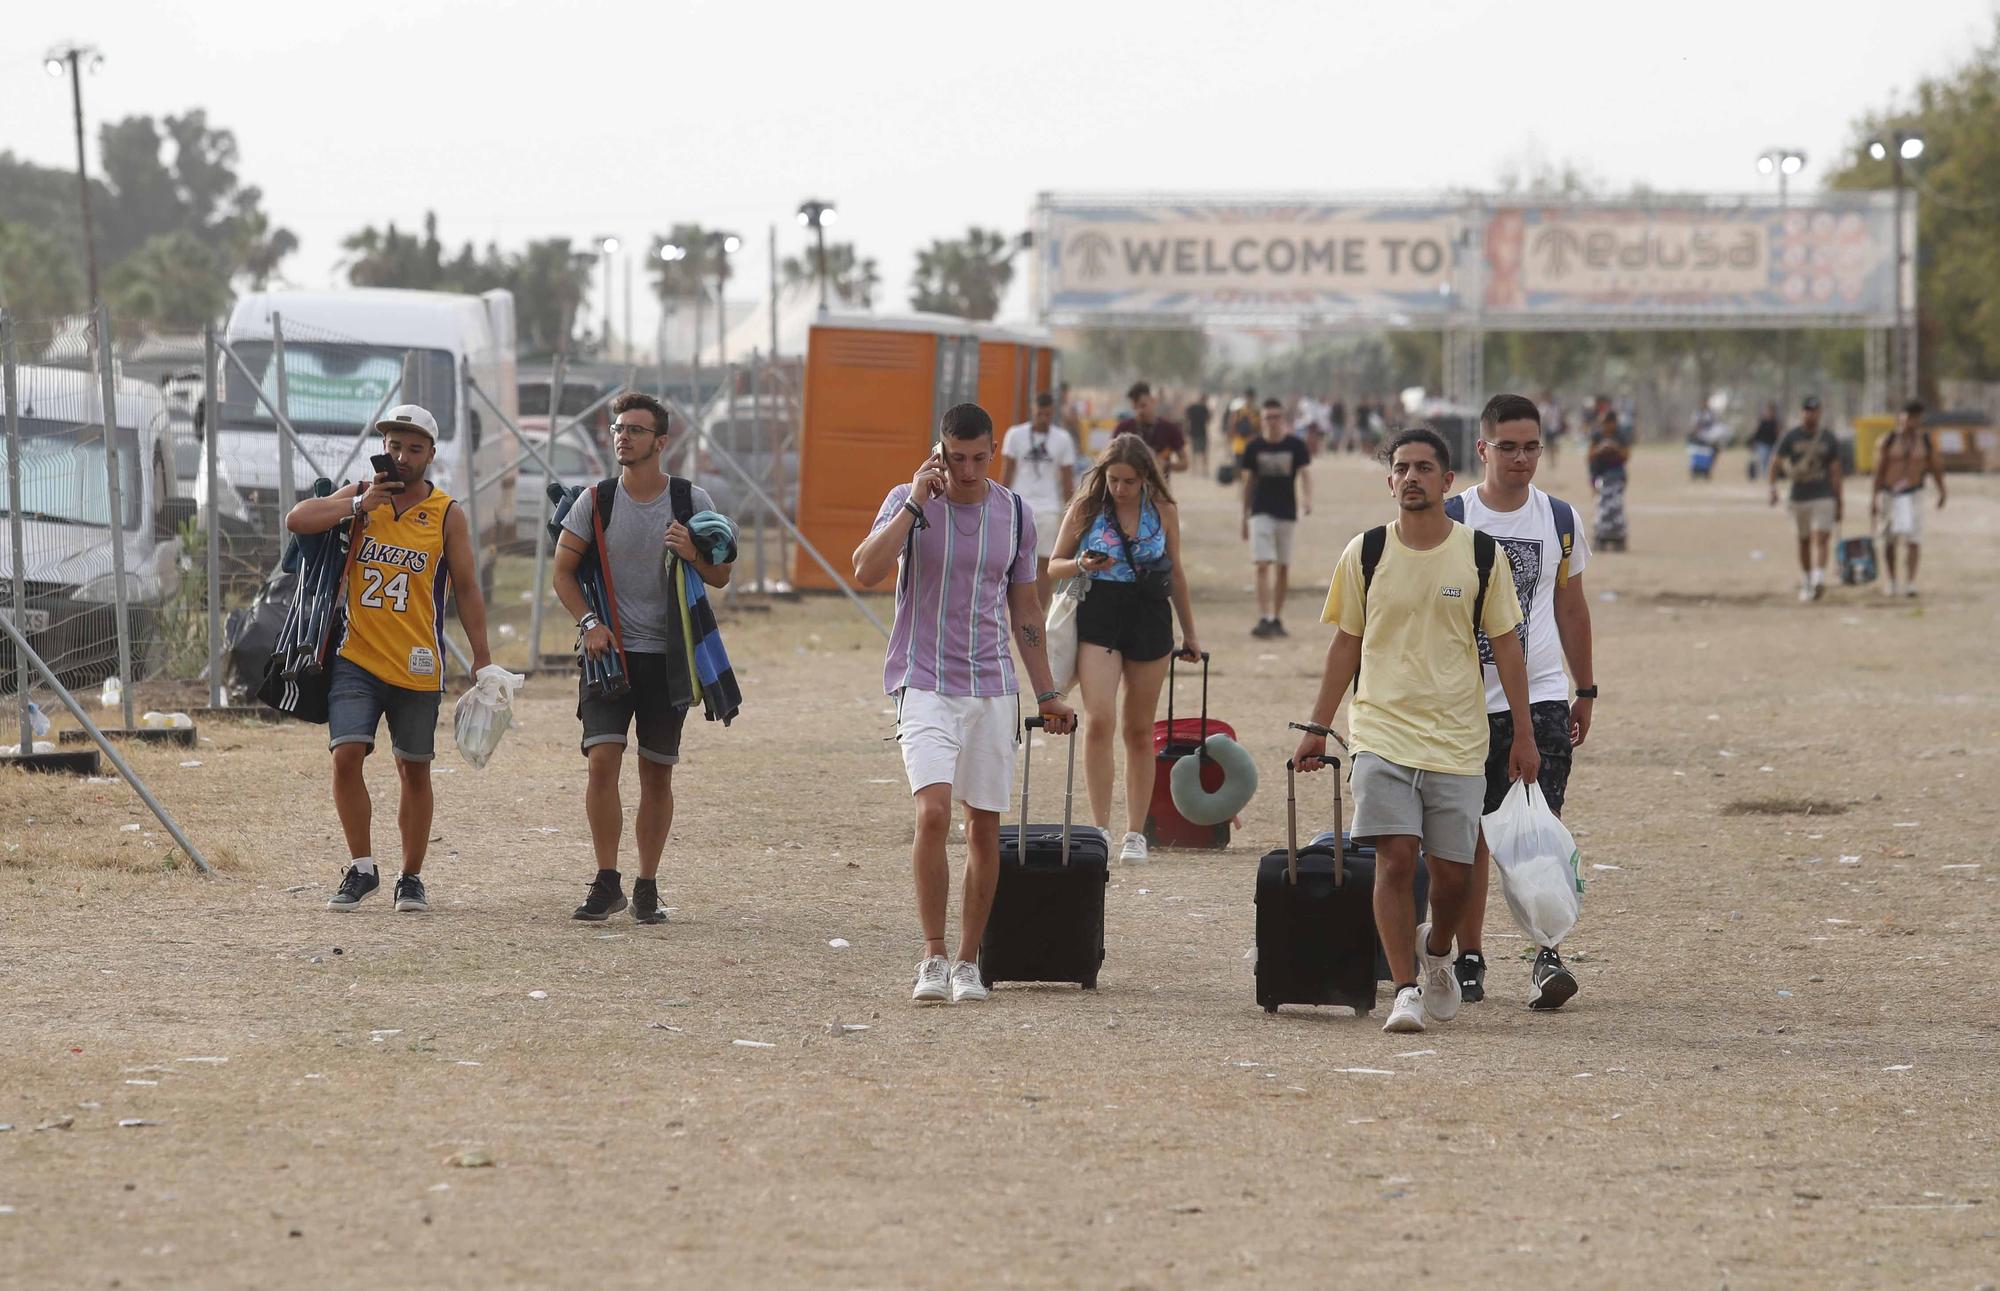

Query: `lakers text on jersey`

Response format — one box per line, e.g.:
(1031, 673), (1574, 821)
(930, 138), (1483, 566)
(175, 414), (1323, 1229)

(339, 489), (454, 691)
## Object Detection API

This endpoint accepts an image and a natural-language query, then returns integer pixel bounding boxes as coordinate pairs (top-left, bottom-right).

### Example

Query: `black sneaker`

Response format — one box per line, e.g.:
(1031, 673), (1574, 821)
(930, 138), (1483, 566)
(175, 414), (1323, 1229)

(1270, 618), (1289, 638)
(631, 878), (668, 925)
(393, 873), (429, 912)
(1528, 947), (1578, 1011)
(328, 865), (379, 911)
(1250, 619), (1275, 638)
(1455, 951), (1487, 1003)
(572, 870), (627, 922)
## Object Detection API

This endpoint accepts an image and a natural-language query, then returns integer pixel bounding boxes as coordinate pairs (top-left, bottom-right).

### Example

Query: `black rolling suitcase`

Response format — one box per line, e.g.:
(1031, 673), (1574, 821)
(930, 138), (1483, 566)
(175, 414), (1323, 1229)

(1307, 830), (1428, 981)
(1254, 734), (1380, 1014)
(979, 717), (1110, 990)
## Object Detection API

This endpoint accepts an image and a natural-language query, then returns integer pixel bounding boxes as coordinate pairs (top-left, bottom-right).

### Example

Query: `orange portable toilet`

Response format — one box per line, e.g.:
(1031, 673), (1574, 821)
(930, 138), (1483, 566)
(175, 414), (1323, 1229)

(794, 314), (982, 591)
(977, 324), (1056, 478)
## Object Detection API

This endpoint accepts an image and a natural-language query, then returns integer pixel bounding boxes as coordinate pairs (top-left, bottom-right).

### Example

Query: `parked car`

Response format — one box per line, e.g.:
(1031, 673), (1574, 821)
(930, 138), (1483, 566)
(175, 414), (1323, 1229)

(1, 365), (192, 690)
(511, 430), (606, 545)
(683, 394), (799, 524)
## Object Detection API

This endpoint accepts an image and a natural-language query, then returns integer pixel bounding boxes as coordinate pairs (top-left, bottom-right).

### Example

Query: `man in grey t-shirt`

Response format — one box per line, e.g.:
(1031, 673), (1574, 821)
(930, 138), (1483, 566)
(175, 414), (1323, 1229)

(1769, 396), (1844, 602)
(552, 392), (731, 924)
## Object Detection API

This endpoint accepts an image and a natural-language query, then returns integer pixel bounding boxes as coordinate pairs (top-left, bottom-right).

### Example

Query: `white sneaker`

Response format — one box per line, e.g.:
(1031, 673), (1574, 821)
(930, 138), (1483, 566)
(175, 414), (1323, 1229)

(1120, 832), (1149, 864)
(1416, 922), (1461, 1022)
(1884, 578), (1900, 598)
(1903, 584), (1919, 598)
(1811, 570), (1827, 601)
(912, 954), (950, 1004)
(949, 960), (990, 1004)
(1382, 985), (1425, 1033)
(1798, 578), (1814, 603)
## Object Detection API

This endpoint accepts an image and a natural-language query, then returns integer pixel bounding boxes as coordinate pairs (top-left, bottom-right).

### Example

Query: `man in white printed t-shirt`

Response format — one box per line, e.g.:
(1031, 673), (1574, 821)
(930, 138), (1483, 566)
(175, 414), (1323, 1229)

(1000, 391), (1078, 607)
(1445, 393), (1597, 1012)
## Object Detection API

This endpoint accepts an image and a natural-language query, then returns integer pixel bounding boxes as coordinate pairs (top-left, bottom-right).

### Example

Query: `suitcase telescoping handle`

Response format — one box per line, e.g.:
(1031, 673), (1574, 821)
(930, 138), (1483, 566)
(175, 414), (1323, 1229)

(1285, 721), (1351, 887)
(1021, 716), (1077, 868)
(1165, 650), (1213, 750)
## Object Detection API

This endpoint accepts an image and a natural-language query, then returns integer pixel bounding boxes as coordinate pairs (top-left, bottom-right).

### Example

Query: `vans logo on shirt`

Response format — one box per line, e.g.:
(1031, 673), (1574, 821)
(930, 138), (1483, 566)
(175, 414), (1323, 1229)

(1440, 586), (1463, 599)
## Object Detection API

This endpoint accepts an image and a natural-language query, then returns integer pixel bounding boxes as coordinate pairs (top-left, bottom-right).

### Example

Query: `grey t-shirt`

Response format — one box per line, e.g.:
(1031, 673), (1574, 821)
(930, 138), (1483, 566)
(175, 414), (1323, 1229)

(560, 477), (715, 653)
(1776, 427), (1840, 503)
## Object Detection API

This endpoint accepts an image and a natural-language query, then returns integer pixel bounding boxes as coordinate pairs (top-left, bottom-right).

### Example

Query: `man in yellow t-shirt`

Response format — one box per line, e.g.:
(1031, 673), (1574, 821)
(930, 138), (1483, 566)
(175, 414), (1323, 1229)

(1293, 427), (1538, 1035)
(284, 404), (494, 916)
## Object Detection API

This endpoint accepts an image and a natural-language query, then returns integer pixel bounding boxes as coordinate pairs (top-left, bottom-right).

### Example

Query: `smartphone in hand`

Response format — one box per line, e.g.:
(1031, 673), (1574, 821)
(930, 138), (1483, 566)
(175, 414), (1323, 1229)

(369, 453), (404, 491)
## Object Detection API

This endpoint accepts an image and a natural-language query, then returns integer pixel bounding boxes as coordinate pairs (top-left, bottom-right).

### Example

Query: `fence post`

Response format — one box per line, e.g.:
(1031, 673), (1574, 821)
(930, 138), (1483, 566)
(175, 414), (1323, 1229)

(202, 325), (224, 708)
(458, 358), (484, 647)
(95, 301), (136, 728)
(4, 314), (33, 750)
(751, 353), (767, 595)
(272, 311), (297, 508)
(529, 349), (567, 666)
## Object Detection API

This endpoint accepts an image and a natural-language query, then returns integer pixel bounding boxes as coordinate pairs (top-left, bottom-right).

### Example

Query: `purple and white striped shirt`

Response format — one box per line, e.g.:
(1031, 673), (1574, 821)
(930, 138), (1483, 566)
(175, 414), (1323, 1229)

(873, 482), (1037, 697)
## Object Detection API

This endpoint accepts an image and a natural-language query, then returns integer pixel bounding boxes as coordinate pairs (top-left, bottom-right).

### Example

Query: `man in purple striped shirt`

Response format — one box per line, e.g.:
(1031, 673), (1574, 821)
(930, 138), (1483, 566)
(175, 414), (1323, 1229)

(854, 403), (1077, 1006)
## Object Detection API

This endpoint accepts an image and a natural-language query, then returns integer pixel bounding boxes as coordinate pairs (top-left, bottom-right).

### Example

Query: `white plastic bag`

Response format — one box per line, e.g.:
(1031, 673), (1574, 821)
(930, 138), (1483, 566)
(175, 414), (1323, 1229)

(1480, 781), (1583, 947)
(1045, 578), (1086, 694)
(453, 665), (526, 769)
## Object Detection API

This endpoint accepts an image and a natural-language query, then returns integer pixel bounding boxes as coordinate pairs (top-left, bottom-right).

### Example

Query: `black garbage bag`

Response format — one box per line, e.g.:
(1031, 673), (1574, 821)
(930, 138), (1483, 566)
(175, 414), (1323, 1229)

(224, 567), (299, 704)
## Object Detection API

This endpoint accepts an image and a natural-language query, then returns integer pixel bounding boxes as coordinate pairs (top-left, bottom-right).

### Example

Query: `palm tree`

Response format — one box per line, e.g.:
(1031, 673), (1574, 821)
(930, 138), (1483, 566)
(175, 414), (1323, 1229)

(510, 239), (596, 356)
(229, 203), (298, 291)
(650, 223), (718, 363)
(781, 241), (880, 308)
(108, 232), (231, 332)
(909, 226), (1015, 320)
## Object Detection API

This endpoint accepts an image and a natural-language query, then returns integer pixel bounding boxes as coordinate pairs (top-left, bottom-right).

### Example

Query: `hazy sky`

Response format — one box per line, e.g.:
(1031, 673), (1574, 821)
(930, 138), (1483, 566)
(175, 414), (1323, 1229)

(4, 0), (1992, 342)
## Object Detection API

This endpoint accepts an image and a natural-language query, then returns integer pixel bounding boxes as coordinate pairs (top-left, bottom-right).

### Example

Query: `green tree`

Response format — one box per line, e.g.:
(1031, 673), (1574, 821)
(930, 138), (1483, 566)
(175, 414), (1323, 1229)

(1829, 18), (2000, 385)
(108, 231), (231, 331)
(339, 213), (593, 357)
(510, 239), (596, 356)
(910, 227), (1016, 320)
(0, 221), (86, 319)
(1069, 327), (1208, 386)
(782, 241), (880, 308)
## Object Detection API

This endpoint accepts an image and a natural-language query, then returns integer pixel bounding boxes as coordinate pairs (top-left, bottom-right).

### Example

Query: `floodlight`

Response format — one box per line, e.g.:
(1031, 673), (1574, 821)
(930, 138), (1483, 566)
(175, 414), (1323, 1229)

(1900, 136), (1924, 160)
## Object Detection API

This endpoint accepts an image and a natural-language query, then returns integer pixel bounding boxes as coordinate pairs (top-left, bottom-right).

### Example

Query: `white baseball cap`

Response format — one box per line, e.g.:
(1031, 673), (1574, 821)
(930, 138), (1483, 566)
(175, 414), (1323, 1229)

(377, 404), (440, 441)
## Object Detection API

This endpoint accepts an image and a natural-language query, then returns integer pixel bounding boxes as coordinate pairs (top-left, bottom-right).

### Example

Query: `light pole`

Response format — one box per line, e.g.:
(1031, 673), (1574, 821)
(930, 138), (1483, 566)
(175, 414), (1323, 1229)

(1869, 132), (1925, 401)
(45, 44), (105, 307)
(595, 235), (620, 358)
(706, 231), (741, 370)
(1757, 149), (1807, 415)
(796, 200), (838, 313)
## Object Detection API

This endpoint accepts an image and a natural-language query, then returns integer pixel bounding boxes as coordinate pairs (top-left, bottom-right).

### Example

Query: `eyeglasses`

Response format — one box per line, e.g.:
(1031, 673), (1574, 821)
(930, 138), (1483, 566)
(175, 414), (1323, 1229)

(1481, 439), (1543, 459)
(611, 421), (661, 438)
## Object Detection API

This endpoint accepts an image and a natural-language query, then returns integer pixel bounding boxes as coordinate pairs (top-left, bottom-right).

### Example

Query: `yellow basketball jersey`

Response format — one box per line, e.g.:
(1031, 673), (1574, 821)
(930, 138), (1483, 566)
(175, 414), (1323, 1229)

(338, 487), (453, 691)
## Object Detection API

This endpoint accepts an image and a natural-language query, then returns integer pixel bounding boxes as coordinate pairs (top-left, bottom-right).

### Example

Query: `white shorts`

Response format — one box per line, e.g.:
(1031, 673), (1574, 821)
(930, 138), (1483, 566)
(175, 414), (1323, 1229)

(896, 689), (1019, 814)
(1027, 500), (1064, 560)
(1881, 491), (1923, 541)
(1249, 514), (1296, 565)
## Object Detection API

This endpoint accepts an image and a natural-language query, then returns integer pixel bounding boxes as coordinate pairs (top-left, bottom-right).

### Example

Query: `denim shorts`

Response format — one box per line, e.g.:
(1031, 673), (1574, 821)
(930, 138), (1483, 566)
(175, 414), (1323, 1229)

(328, 656), (441, 762)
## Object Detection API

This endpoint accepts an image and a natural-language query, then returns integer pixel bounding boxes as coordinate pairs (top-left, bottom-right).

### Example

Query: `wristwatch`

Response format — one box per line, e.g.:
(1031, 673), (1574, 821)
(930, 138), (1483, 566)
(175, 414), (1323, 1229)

(578, 612), (601, 632)
(1575, 686), (1598, 700)
(351, 495), (366, 517)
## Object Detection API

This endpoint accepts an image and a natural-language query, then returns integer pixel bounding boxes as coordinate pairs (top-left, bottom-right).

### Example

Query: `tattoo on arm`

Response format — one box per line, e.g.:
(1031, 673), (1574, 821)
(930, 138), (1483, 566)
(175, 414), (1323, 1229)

(1019, 623), (1042, 648)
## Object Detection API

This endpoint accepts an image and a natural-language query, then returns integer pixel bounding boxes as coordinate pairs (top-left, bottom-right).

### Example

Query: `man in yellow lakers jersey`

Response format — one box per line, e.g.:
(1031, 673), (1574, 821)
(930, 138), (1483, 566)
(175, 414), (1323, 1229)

(284, 404), (493, 914)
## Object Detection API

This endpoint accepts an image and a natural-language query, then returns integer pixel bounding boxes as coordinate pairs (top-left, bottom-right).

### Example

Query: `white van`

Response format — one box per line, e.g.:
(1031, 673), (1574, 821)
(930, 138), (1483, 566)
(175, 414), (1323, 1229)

(1, 365), (192, 687)
(201, 288), (520, 564)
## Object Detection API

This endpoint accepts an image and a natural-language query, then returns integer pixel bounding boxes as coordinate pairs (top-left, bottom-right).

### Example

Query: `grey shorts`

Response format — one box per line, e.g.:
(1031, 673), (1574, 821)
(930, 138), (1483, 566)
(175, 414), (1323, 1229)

(327, 656), (441, 762)
(1350, 752), (1483, 864)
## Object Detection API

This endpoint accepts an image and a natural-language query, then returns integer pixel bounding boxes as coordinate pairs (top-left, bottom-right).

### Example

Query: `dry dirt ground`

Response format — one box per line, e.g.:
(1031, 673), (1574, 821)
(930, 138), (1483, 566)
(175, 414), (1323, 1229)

(2, 444), (1996, 1290)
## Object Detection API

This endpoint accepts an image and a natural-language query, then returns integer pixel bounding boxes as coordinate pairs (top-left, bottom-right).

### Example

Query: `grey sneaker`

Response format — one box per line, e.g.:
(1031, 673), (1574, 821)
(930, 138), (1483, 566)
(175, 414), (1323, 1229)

(392, 873), (429, 912)
(328, 865), (379, 911)
(1416, 922), (1461, 1022)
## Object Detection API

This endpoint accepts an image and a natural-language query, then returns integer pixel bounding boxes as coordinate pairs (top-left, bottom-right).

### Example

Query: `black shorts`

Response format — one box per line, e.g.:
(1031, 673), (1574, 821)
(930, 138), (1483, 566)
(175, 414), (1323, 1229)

(578, 651), (688, 765)
(1076, 578), (1174, 663)
(1482, 700), (1574, 816)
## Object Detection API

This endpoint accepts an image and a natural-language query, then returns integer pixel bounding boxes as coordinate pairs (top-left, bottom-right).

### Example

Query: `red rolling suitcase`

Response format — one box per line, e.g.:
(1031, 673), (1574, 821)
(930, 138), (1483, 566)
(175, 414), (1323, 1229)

(1145, 651), (1234, 850)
